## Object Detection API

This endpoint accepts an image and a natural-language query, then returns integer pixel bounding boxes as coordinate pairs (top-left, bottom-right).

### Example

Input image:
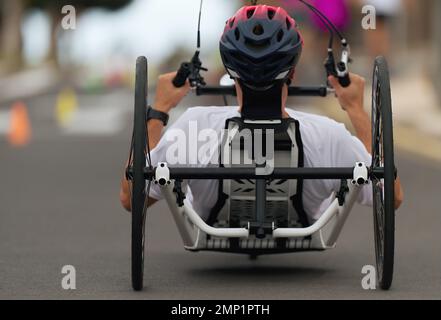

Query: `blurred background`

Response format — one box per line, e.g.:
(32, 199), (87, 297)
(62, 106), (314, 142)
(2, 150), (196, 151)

(1, 0), (441, 299)
(1, 0), (440, 143)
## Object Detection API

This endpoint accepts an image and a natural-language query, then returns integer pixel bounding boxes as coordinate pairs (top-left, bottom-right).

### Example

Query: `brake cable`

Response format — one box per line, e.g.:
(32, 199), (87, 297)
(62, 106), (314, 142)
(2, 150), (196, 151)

(298, 0), (351, 87)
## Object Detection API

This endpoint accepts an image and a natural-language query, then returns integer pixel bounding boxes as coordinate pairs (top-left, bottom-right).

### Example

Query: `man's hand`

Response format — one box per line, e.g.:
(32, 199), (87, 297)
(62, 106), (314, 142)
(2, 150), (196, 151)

(329, 73), (370, 153)
(120, 71), (190, 212)
(329, 73), (404, 210)
(153, 72), (191, 113)
(328, 73), (366, 115)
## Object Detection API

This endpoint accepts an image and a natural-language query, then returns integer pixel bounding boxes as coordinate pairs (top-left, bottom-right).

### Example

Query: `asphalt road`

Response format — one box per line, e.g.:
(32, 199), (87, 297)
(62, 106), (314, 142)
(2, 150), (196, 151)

(1, 91), (440, 299)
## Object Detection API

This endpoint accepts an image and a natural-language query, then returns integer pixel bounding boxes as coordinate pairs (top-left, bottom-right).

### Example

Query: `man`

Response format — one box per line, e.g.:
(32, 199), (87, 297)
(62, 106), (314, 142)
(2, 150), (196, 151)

(120, 5), (403, 221)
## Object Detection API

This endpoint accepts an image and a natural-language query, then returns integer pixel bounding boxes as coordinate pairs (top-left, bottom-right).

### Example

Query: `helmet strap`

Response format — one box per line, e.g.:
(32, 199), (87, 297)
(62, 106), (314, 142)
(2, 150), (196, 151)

(239, 80), (285, 120)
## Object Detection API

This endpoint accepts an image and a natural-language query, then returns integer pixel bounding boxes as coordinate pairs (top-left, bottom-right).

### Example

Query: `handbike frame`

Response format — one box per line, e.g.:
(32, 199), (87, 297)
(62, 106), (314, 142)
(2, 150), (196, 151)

(128, 54), (395, 290)
(143, 163), (379, 250)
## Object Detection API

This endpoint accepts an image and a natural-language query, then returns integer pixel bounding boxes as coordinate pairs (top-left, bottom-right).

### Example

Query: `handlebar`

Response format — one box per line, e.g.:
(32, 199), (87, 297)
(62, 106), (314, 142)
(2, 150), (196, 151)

(195, 86), (330, 97)
(338, 73), (351, 87)
(173, 62), (192, 88)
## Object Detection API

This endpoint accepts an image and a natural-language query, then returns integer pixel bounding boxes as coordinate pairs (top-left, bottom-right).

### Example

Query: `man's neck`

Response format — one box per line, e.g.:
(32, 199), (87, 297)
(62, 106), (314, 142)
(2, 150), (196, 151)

(235, 82), (290, 119)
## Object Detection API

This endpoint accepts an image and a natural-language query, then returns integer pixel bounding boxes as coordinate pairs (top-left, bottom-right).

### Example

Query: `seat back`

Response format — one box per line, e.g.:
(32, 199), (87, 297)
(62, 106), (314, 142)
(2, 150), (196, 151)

(207, 117), (310, 229)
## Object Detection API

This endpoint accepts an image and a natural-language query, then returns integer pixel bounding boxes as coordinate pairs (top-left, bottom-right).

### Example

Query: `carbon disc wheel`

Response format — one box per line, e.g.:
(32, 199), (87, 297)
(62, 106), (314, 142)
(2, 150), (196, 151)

(371, 56), (395, 290)
(131, 56), (149, 291)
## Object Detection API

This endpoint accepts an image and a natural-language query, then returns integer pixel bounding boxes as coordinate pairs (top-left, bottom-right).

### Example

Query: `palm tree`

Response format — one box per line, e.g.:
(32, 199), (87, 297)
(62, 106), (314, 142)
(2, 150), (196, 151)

(0, 0), (25, 73)
(31, 0), (133, 66)
(0, 0), (133, 73)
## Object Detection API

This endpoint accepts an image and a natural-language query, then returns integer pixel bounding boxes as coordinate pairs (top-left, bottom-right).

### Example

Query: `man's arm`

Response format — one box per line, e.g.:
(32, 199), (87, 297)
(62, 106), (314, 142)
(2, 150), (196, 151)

(329, 74), (404, 210)
(120, 72), (191, 212)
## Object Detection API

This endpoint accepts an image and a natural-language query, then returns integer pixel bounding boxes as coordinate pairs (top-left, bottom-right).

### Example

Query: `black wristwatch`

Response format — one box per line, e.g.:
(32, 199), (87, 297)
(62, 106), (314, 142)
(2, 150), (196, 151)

(146, 106), (169, 126)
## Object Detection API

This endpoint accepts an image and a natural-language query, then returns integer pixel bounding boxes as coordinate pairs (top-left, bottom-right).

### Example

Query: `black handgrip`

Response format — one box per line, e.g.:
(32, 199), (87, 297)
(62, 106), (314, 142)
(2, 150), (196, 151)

(173, 62), (191, 88)
(338, 73), (351, 87)
(337, 62), (351, 88)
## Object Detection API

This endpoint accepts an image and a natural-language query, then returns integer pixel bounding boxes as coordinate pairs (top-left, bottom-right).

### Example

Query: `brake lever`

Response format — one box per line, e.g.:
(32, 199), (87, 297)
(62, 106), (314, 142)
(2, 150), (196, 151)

(324, 43), (351, 89)
(189, 51), (207, 87)
(173, 51), (208, 88)
(336, 43), (351, 87)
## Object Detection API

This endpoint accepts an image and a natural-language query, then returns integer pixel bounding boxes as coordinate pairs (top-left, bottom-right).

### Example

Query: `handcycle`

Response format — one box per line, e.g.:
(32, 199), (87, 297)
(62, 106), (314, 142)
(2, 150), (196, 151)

(125, 1), (396, 292)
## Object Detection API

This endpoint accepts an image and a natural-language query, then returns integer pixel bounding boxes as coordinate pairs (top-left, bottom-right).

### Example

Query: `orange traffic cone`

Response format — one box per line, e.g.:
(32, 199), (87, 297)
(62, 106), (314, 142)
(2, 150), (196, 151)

(7, 101), (31, 147)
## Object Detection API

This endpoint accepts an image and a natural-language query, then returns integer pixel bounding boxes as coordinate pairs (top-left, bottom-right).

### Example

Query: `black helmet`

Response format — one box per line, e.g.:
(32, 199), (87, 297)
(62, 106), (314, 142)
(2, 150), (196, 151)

(220, 5), (303, 88)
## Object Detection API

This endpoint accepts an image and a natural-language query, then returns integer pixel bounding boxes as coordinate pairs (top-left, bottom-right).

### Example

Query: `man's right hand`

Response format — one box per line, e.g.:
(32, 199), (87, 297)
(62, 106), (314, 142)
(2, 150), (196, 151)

(329, 73), (403, 210)
(328, 73), (366, 116)
(153, 72), (191, 113)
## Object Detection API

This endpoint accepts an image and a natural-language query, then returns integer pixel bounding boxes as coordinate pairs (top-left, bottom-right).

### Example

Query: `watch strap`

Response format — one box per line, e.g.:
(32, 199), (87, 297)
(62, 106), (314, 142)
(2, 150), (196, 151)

(146, 106), (169, 126)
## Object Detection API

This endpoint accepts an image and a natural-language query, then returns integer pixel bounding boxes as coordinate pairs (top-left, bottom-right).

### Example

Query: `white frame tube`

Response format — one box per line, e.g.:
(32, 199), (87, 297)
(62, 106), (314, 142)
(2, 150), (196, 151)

(160, 181), (360, 241)
(157, 162), (366, 245)
(273, 185), (360, 239)
(160, 182), (249, 240)
(161, 181), (194, 247)
(272, 199), (340, 238)
(322, 183), (361, 246)
(183, 201), (249, 238)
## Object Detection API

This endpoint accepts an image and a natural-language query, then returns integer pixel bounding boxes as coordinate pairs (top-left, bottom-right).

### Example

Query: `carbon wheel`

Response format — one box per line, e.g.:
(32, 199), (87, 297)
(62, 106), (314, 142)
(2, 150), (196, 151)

(371, 56), (395, 290)
(131, 56), (149, 291)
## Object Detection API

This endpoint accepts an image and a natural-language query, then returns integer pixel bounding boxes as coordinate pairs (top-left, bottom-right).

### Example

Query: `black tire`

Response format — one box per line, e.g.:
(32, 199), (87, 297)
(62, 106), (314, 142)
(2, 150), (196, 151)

(131, 56), (148, 291)
(371, 56), (395, 290)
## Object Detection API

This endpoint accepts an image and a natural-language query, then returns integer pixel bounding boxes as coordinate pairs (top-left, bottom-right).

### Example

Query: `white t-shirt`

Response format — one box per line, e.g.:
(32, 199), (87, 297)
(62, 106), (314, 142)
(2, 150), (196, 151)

(149, 106), (372, 221)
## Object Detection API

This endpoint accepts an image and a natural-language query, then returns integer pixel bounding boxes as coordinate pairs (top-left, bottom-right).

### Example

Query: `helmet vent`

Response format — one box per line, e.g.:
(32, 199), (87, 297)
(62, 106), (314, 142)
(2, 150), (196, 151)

(286, 18), (292, 30)
(247, 8), (255, 19)
(234, 28), (241, 41)
(267, 9), (276, 20)
(253, 24), (264, 36)
(277, 29), (284, 42)
(229, 18), (235, 28)
(245, 39), (271, 52)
